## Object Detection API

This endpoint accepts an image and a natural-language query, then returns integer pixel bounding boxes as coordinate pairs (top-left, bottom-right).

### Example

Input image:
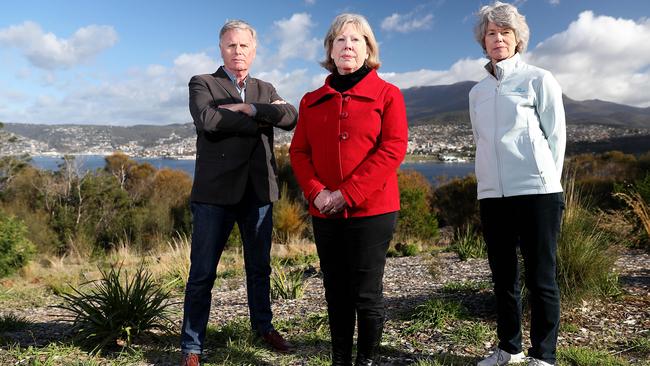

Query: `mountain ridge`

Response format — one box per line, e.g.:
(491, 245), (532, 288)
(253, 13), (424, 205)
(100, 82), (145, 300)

(402, 81), (650, 128)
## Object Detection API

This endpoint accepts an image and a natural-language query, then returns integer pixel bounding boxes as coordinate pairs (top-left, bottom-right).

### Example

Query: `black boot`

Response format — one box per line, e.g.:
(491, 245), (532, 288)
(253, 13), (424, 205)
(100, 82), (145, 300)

(330, 315), (354, 366)
(330, 332), (353, 366)
(331, 342), (353, 366)
(354, 318), (383, 366)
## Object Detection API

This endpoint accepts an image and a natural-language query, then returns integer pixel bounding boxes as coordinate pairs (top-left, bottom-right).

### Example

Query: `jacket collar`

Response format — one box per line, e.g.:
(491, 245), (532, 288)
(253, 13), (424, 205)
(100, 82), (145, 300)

(212, 66), (258, 102)
(484, 52), (522, 80)
(304, 69), (384, 107)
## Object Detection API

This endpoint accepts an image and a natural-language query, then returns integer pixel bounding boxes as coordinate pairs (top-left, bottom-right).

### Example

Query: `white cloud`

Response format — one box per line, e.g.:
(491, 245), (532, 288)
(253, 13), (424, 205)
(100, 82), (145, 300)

(380, 58), (487, 89)
(256, 68), (315, 105)
(6, 10), (649, 126)
(304, 0), (316, 5)
(548, 0), (560, 5)
(381, 11), (650, 108)
(270, 13), (320, 65)
(381, 12), (433, 33)
(5, 52), (218, 125)
(172, 52), (219, 85)
(0, 21), (117, 70)
(527, 11), (650, 107)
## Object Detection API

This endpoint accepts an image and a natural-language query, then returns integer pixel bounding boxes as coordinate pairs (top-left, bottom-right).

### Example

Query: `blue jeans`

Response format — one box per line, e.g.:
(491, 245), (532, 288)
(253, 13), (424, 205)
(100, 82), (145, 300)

(480, 193), (564, 364)
(180, 193), (274, 355)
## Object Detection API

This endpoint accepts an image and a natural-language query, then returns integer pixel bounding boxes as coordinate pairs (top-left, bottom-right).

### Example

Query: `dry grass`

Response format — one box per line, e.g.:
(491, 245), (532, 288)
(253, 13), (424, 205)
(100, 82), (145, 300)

(558, 178), (621, 301)
(107, 240), (141, 268)
(615, 191), (650, 245)
(271, 238), (317, 259)
(598, 208), (644, 247)
(273, 184), (308, 244)
(151, 233), (191, 289)
(18, 255), (95, 296)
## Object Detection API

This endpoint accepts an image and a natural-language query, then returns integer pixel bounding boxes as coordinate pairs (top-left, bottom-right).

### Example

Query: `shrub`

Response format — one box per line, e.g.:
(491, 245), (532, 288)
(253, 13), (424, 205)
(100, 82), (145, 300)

(270, 263), (304, 300)
(275, 145), (302, 201)
(396, 170), (439, 242)
(449, 225), (486, 261)
(557, 181), (620, 302)
(273, 184), (307, 244)
(56, 264), (174, 350)
(565, 151), (645, 210)
(573, 177), (621, 210)
(0, 313), (29, 332)
(0, 212), (35, 277)
(431, 175), (479, 230)
(387, 242), (419, 257)
(634, 172), (650, 203)
(615, 191), (650, 249)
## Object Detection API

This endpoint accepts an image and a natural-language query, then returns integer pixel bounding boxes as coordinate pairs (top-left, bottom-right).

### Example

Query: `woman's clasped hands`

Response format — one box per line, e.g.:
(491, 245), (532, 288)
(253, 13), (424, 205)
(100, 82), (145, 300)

(314, 189), (347, 215)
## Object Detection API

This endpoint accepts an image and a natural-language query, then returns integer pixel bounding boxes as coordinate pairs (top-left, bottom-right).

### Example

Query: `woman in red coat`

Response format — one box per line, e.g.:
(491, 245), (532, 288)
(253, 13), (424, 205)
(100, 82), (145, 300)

(289, 13), (408, 366)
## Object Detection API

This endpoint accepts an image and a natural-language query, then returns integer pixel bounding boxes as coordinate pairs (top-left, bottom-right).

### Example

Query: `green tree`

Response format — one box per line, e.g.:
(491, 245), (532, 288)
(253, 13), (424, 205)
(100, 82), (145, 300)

(396, 170), (439, 242)
(0, 212), (35, 277)
(432, 175), (480, 230)
(0, 155), (31, 196)
(85, 174), (133, 248)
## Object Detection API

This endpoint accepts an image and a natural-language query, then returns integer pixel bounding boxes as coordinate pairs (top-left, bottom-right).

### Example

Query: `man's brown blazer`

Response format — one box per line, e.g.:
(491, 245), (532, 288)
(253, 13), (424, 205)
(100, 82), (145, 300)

(189, 66), (297, 205)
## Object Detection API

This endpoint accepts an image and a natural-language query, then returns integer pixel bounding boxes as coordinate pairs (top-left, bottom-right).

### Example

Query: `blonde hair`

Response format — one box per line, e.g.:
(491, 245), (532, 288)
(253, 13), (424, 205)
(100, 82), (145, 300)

(320, 13), (381, 72)
(474, 1), (530, 55)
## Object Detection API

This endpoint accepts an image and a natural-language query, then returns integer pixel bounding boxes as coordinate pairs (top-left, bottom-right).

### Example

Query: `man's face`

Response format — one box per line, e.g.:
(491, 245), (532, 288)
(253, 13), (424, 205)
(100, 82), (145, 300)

(220, 28), (256, 75)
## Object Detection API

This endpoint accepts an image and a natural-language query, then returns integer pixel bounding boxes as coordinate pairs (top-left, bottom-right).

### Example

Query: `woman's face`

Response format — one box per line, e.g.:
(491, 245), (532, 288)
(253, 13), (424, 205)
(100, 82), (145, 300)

(331, 23), (369, 75)
(484, 21), (517, 63)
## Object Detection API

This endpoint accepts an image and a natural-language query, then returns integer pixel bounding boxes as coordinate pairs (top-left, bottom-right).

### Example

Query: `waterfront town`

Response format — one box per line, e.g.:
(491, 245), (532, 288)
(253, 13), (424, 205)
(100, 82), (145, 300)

(1, 121), (649, 161)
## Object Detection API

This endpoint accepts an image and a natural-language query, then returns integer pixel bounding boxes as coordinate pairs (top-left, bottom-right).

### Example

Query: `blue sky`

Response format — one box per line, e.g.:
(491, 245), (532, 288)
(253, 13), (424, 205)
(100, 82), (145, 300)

(1, 0), (649, 125)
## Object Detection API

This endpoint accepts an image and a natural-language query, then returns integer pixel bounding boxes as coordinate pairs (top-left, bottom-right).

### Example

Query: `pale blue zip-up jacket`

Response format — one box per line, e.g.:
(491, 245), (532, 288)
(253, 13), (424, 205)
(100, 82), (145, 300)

(469, 53), (566, 199)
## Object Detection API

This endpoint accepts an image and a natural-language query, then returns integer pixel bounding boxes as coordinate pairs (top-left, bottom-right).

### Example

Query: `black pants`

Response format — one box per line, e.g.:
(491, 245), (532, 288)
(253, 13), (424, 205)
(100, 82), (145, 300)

(312, 212), (397, 362)
(480, 193), (564, 364)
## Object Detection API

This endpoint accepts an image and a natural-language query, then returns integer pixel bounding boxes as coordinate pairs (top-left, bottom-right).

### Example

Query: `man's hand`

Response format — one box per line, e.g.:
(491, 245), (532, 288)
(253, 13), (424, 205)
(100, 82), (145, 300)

(321, 190), (347, 215)
(271, 100), (287, 105)
(219, 103), (254, 116)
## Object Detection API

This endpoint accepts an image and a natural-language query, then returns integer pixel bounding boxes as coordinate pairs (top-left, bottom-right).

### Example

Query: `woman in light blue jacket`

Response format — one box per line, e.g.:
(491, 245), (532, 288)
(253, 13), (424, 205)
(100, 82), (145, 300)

(469, 2), (566, 366)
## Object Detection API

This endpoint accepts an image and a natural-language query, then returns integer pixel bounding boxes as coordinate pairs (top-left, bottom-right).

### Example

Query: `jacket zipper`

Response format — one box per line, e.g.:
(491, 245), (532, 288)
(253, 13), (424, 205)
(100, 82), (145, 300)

(494, 76), (504, 197)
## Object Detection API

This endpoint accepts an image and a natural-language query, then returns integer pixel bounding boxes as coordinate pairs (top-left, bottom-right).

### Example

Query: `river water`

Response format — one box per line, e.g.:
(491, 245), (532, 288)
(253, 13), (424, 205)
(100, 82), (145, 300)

(30, 155), (474, 186)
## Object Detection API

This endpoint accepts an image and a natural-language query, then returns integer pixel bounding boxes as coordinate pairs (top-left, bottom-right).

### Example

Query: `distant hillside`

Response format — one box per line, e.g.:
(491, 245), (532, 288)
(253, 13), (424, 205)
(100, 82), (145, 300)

(3, 123), (195, 151)
(401, 81), (475, 125)
(403, 81), (650, 128)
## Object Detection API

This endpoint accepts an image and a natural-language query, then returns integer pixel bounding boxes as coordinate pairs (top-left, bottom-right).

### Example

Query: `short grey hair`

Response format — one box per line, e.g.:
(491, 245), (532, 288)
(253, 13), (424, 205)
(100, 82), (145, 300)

(474, 1), (529, 55)
(320, 13), (381, 73)
(219, 20), (257, 46)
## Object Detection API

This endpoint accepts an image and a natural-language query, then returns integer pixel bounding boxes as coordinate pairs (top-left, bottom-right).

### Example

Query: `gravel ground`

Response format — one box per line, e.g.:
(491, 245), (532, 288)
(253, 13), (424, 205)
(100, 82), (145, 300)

(1, 249), (648, 365)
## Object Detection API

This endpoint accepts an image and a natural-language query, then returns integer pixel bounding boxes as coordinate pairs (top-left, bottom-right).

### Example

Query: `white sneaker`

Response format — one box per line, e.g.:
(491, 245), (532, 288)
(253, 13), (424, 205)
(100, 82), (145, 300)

(527, 358), (553, 366)
(477, 348), (526, 366)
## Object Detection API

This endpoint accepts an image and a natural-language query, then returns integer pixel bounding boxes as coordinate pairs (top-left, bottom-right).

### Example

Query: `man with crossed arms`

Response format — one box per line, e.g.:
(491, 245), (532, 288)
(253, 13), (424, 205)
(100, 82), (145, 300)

(180, 19), (297, 366)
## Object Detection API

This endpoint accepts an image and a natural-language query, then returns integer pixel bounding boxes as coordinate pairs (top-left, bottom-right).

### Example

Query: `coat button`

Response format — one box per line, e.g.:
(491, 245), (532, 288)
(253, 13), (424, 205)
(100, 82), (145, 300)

(343, 96), (351, 103)
(339, 132), (349, 140)
(340, 112), (349, 119)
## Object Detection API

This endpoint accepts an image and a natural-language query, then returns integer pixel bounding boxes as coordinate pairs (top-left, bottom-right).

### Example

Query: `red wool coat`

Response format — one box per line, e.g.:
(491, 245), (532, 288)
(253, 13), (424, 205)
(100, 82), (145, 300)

(289, 69), (408, 218)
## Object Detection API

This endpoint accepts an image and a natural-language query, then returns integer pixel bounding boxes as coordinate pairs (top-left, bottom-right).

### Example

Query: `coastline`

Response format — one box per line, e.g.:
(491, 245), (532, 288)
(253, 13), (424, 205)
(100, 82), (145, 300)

(28, 153), (474, 163)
